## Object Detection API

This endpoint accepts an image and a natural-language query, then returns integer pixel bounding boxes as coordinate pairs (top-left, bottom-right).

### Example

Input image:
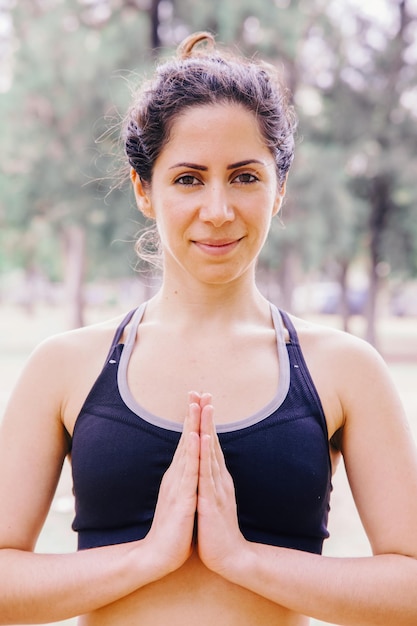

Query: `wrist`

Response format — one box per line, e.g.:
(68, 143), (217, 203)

(126, 536), (169, 587)
(137, 532), (193, 583)
(211, 538), (258, 586)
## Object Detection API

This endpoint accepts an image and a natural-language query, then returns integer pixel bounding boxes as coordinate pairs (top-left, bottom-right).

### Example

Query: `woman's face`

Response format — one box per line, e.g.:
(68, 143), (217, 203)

(132, 103), (286, 288)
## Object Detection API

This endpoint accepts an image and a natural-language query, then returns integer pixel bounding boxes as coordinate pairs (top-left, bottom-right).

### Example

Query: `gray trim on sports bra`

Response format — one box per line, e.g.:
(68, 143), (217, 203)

(117, 302), (291, 433)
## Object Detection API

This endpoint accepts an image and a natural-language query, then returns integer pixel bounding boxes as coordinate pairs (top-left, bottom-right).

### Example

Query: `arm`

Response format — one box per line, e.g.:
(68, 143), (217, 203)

(0, 337), (200, 624)
(197, 337), (417, 626)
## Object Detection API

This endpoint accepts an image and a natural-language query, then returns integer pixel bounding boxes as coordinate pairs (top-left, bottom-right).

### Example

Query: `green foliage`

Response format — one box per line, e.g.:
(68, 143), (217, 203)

(1, 0), (152, 281)
(1, 0), (417, 301)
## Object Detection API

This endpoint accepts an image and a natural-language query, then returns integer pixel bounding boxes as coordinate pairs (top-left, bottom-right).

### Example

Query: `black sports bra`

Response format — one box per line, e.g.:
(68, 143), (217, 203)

(71, 303), (332, 554)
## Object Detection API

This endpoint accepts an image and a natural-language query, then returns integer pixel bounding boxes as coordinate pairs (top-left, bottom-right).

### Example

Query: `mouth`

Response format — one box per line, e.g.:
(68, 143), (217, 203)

(192, 237), (243, 256)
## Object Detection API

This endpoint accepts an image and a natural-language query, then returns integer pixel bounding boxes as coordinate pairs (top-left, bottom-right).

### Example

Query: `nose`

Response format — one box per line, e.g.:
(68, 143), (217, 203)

(199, 185), (235, 226)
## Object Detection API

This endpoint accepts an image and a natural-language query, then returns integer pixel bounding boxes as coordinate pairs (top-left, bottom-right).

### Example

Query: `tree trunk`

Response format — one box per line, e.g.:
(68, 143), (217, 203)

(62, 225), (86, 329)
(364, 175), (391, 347)
(365, 261), (379, 347)
(338, 260), (351, 333)
(362, 3), (408, 346)
(149, 0), (161, 51)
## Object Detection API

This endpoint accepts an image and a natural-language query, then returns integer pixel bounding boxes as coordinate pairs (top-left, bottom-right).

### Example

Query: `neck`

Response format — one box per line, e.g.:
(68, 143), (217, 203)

(145, 273), (271, 327)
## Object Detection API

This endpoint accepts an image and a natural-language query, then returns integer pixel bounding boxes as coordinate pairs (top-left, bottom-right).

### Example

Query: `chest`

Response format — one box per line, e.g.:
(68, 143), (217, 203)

(126, 328), (280, 424)
(72, 339), (332, 553)
(72, 336), (330, 552)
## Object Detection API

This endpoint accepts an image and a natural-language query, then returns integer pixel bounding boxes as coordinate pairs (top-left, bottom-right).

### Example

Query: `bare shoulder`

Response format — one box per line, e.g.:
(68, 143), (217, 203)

(19, 313), (123, 387)
(292, 314), (397, 410)
(41, 314), (124, 360)
(9, 311), (134, 435)
(287, 313), (386, 373)
(283, 313), (396, 439)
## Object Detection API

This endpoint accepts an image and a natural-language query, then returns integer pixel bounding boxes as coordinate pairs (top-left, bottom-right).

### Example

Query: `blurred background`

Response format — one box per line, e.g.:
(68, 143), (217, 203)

(1, 0), (417, 341)
(0, 1), (417, 624)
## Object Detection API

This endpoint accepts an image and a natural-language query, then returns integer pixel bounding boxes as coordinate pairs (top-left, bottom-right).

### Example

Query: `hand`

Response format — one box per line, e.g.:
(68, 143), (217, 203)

(196, 398), (247, 576)
(143, 394), (200, 576)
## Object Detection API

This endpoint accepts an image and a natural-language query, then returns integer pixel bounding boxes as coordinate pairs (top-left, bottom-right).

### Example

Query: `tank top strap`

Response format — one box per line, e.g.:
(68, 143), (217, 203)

(277, 309), (299, 345)
(278, 308), (329, 441)
(104, 307), (138, 363)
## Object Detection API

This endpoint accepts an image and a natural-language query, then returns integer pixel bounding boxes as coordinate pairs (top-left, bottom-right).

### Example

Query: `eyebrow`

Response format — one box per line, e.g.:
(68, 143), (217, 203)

(169, 162), (207, 171)
(227, 159), (265, 170)
(169, 159), (265, 171)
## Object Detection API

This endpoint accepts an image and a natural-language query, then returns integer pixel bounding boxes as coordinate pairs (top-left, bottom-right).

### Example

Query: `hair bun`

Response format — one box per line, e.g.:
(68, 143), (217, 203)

(177, 31), (215, 59)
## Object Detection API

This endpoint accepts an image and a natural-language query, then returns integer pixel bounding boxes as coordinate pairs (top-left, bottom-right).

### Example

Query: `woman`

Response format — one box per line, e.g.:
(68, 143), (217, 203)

(1, 32), (417, 626)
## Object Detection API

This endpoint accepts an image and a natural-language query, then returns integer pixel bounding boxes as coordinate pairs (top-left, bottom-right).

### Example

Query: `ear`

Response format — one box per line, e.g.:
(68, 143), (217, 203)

(130, 168), (154, 219)
(272, 176), (287, 217)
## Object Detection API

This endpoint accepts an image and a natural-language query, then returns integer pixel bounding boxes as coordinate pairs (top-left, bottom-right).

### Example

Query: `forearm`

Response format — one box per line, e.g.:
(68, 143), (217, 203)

(0, 399), (201, 624)
(226, 544), (417, 626)
(0, 541), (160, 625)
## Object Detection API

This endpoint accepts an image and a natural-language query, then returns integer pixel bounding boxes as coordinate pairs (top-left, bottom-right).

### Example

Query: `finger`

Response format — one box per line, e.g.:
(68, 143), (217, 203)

(163, 408), (200, 494)
(186, 401), (201, 434)
(198, 433), (215, 497)
(199, 407), (223, 490)
(200, 402), (214, 437)
(200, 404), (228, 475)
(199, 392), (212, 410)
(188, 390), (202, 405)
(175, 422), (200, 506)
(173, 401), (200, 461)
(200, 404), (219, 453)
(181, 430), (200, 491)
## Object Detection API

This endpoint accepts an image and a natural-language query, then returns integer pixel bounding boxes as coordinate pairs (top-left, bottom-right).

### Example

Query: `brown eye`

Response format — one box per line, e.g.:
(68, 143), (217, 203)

(234, 173), (258, 184)
(175, 175), (201, 186)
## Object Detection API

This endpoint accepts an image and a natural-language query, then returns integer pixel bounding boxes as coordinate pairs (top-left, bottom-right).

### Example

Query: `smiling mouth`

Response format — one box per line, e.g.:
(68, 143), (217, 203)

(192, 238), (243, 255)
(195, 235), (244, 245)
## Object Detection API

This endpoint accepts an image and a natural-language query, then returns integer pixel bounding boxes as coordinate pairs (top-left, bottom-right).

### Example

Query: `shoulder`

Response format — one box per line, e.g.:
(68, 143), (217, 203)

(286, 312), (383, 368)
(24, 314), (123, 376)
(290, 313), (394, 398)
(283, 313), (394, 438)
(14, 310), (136, 434)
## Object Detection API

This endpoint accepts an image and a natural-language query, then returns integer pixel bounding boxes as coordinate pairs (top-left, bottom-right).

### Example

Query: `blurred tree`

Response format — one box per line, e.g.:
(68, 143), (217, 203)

(1, 0), (155, 325)
(1, 0), (416, 341)
(325, 0), (417, 342)
(248, 0), (417, 340)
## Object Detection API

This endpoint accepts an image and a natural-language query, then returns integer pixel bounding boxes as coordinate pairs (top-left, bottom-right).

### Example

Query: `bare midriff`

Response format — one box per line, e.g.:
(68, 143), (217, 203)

(78, 551), (308, 626)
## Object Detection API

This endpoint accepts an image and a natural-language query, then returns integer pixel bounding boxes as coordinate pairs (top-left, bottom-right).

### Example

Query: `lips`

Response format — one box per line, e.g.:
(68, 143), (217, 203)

(192, 237), (243, 256)
(198, 238), (239, 247)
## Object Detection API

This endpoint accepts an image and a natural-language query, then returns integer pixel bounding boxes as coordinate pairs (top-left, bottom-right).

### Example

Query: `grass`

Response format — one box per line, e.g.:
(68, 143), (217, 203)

(1, 303), (416, 626)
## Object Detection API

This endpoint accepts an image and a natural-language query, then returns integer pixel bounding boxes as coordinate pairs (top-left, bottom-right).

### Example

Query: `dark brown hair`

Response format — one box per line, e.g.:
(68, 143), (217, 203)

(124, 32), (296, 190)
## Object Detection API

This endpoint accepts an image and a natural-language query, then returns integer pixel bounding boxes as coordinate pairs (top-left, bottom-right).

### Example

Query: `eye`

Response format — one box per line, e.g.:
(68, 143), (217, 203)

(233, 172), (259, 184)
(174, 174), (202, 187)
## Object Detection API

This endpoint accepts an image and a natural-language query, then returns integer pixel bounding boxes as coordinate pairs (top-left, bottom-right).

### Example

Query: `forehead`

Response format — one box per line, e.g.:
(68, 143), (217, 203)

(162, 103), (271, 160)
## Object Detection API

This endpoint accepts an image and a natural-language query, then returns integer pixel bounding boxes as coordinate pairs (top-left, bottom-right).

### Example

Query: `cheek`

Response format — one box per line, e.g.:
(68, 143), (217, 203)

(153, 206), (189, 245)
(156, 197), (196, 226)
